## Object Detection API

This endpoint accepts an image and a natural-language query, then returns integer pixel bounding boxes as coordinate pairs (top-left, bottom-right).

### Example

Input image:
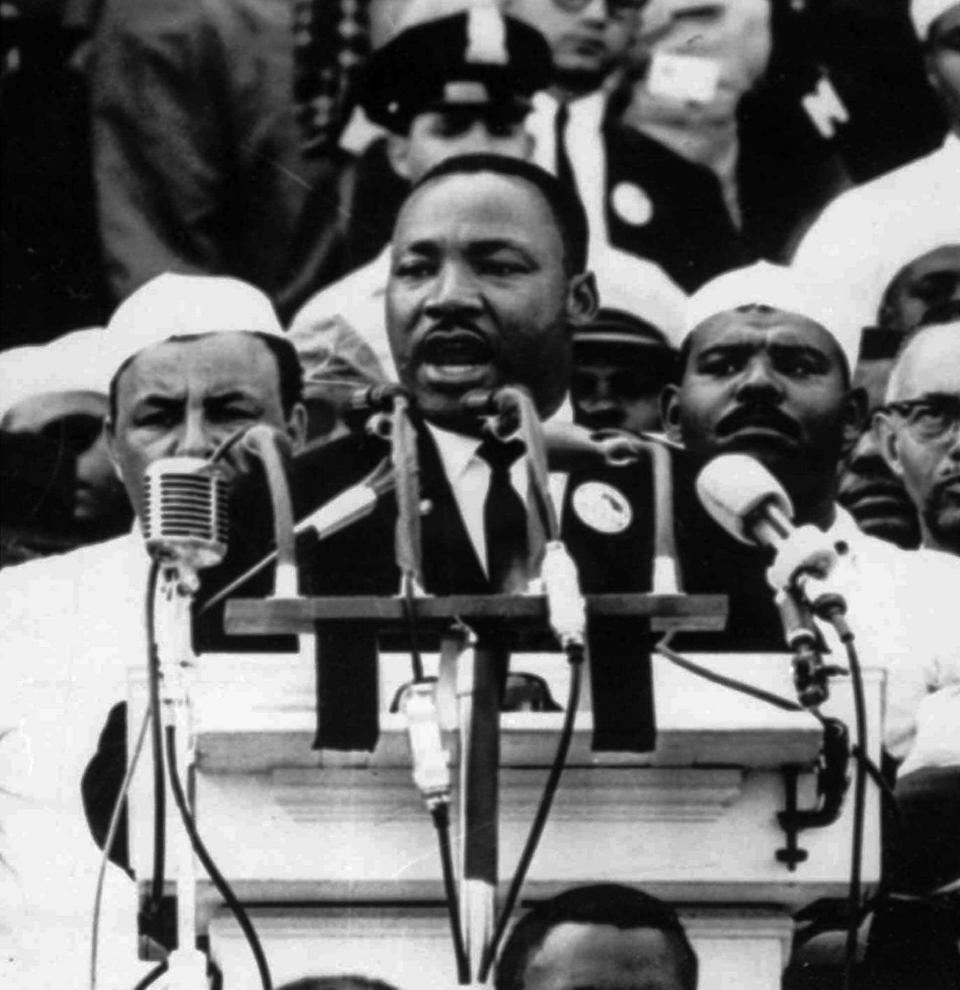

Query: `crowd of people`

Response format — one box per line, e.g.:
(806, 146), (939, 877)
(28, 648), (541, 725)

(2, 0), (959, 987)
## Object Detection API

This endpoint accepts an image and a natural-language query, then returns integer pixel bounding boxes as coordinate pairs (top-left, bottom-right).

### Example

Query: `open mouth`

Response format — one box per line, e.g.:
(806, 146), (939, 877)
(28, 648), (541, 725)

(419, 330), (495, 389)
(840, 480), (913, 515)
(933, 477), (960, 501)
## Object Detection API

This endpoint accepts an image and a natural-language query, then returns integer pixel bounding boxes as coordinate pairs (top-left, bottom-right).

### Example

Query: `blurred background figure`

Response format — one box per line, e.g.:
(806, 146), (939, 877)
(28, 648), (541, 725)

(571, 307), (677, 436)
(89, 0), (368, 322)
(1, 0), (110, 348)
(0, 329), (132, 567)
(335, 0), (545, 273)
(621, 0), (851, 261)
(837, 238), (960, 548)
(508, 0), (743, 290)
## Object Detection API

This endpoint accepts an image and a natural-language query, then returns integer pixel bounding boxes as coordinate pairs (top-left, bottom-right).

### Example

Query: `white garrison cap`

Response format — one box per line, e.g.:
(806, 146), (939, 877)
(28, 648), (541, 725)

(105, 273), (284, 380)
(590, 245), (687, 346)
(911, 0), (958, 39)
(0, 329), (118, 424)
(685, 261), (859, 372)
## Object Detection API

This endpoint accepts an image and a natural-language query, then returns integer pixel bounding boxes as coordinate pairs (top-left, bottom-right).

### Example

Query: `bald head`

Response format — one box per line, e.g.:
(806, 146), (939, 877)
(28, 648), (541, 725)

(885, 321), (960, 404)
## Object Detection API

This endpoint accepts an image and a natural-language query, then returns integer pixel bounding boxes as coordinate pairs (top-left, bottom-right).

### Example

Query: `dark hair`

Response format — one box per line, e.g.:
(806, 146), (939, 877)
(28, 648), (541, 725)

(276, 978), (401, 990)
(407, 153), (590, 275)
(107, 332), (304, 423)
(495, 884), (698, 990)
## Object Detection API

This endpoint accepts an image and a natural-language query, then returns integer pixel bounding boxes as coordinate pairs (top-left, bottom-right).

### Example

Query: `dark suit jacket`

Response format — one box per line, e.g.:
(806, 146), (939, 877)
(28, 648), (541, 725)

(600, 95), (745, 292)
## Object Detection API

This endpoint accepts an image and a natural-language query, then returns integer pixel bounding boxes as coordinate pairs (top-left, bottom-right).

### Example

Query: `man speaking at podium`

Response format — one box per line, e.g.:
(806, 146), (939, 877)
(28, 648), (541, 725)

(285, 153), (660, 752)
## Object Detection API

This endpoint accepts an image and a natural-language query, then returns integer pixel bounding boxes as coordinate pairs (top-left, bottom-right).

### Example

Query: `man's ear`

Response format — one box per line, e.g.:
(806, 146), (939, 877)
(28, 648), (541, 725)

(661, 383), (683, 444)
(842, 386), (869, 453)
(566, 271), (599, 326)
(386, 134), (413, 181)
(875, 411), (906, 479)
(285, 403), (309, 453)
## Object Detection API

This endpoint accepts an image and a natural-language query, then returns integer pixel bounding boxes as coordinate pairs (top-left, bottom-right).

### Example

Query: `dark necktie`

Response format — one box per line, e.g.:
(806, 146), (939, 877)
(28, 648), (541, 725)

(554, 100), (578, 199)
(477, 437), (528, 592)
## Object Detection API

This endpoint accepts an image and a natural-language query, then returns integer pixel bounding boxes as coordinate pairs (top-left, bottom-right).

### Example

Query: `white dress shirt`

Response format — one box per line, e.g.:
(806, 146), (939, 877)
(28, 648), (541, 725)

(426, 407), (571, 577)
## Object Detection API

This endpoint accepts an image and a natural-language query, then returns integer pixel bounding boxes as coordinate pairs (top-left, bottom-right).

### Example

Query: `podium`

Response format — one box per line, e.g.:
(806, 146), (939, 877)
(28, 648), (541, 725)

(125, 592), (883, 989)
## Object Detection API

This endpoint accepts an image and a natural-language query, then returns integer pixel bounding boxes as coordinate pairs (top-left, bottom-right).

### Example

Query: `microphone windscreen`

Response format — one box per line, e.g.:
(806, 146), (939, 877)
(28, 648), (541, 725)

(696, 453), (793, 544)
(143, 456), (229, 569)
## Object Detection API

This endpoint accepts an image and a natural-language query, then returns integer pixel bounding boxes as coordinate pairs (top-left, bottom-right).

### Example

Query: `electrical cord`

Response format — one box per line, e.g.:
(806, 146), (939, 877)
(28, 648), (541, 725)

(431, 803), (470, 984)
(129, 960), (169, 990)
(90, 704), (152, 990)
(477, 645), (585, 983)
(840, 633), (868, 990)
(144, 558), (166, 925)
(164, 725), (273, 990)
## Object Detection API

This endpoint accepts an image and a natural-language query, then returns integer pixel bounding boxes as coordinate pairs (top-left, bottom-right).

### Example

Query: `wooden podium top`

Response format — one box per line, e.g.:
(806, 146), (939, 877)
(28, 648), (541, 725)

(224, 592), (729, 645)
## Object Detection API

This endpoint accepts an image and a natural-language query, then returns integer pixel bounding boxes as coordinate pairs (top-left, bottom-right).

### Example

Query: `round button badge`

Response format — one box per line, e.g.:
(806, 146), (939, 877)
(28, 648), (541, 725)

(611, 182), (654, 227)
(572, 481), (633, 534)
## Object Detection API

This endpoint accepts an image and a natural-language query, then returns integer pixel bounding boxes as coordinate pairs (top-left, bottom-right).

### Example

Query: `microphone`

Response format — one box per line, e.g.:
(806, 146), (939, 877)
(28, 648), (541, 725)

(696, 453), (847, 708)
(695, 454), (839, 588)
(143, 456), (229, 572)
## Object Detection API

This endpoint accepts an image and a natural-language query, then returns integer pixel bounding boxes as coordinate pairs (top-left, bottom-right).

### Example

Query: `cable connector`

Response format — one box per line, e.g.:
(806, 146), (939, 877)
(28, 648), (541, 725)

(401, 680), (452, 810)
(541, 540), (587, 654)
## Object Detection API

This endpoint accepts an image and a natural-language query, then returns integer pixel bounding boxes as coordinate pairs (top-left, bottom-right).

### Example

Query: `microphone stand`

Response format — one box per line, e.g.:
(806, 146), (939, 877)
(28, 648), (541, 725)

(152, 560), (208, 990)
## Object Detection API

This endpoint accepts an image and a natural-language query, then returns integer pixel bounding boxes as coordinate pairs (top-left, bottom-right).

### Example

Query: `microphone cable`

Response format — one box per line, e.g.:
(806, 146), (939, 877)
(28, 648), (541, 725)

(432, 801), (470, 984)
(476, 642), (585, 983)
(144, 558), (166, 928)
(128, 960), (168, 990)
(164, 724), (272, 990)
(838, 631), (868, 990)
(89, 703), (152, 990)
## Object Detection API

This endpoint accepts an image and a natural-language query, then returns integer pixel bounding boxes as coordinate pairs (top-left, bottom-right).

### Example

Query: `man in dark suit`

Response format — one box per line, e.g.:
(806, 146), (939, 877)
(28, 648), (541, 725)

(278, 154), (659, 753)
(509, 0), (743, 291)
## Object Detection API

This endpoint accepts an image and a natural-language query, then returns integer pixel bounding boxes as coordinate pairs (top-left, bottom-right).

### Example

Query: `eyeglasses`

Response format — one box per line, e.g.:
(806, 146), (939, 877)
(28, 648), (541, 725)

(551, 0), (646, 14)
(882, 396), (960, 445)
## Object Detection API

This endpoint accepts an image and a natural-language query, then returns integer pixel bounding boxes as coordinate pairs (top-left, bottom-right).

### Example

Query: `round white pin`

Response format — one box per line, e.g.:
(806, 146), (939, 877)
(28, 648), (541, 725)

(572, 481), (633, 534)
(611, 182), (654, 226)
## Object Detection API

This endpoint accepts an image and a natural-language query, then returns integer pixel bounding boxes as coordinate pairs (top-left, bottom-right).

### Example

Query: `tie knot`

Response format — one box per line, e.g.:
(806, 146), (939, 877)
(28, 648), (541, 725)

(477, 436), (526, 473)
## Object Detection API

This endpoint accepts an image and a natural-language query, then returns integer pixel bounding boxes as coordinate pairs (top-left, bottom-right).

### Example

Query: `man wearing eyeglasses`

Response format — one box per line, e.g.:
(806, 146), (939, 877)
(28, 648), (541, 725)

(862, 315), (960, 989)
(877, 319), (960, 557)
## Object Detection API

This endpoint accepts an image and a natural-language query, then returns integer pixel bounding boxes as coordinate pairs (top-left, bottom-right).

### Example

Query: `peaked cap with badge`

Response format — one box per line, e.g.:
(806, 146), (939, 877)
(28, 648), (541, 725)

(357, 6), (554, 134)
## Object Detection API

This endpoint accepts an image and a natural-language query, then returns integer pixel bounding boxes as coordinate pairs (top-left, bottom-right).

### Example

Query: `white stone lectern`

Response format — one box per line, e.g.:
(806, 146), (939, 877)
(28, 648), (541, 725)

(126, 593), (882, 990)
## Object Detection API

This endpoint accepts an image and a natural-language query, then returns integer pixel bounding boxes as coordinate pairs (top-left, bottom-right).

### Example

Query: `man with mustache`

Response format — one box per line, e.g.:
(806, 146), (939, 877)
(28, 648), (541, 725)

(660, 262), (960, 987)
(287, 153), (659, 754)
(0, 274), (308, 971)
(862, 320), (960, 989)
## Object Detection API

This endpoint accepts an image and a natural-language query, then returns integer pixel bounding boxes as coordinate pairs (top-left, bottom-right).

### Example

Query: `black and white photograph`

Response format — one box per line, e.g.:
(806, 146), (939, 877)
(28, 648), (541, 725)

(2, 1), (959, 987)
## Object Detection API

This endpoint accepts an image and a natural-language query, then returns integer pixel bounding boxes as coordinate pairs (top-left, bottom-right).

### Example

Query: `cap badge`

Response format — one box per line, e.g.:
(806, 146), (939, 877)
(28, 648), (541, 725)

(612, 182), (654, 227)
(465, 4), (508, 65)
(572, 481), (633, 534)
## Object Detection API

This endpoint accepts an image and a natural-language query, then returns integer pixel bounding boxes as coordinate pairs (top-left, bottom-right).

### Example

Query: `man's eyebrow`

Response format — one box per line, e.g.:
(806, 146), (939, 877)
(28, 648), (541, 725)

(204, 389), (260, 403)
(911, 391), (960, 404)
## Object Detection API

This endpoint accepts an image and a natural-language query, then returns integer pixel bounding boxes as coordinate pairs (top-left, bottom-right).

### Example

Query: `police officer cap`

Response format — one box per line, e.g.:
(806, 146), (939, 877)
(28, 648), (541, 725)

(574, 309), (673, 353)
(358, 7), (553, 134)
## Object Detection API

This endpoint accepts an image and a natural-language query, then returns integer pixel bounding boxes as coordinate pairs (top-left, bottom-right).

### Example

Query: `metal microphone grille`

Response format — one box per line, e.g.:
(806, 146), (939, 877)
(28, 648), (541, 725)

(143, 456), (229, 569)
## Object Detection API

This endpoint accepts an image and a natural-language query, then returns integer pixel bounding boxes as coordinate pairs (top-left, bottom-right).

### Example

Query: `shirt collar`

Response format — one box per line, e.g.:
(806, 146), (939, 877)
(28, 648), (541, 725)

(425, 395), (574, 484)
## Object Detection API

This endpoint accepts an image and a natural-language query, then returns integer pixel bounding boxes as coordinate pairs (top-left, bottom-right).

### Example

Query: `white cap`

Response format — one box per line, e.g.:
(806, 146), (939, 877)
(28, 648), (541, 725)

(104, 273), (285, 384)
(0, 329), (119, 424)
(911, 0), (958, 39)
(590, 245), (687, 346)
(684, 261), (859, 373)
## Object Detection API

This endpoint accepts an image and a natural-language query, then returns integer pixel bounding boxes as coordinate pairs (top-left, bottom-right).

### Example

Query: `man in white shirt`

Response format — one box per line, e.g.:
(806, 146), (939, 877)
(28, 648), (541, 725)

(0, 273), (308, 977)
(660, 262), (960, 766)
